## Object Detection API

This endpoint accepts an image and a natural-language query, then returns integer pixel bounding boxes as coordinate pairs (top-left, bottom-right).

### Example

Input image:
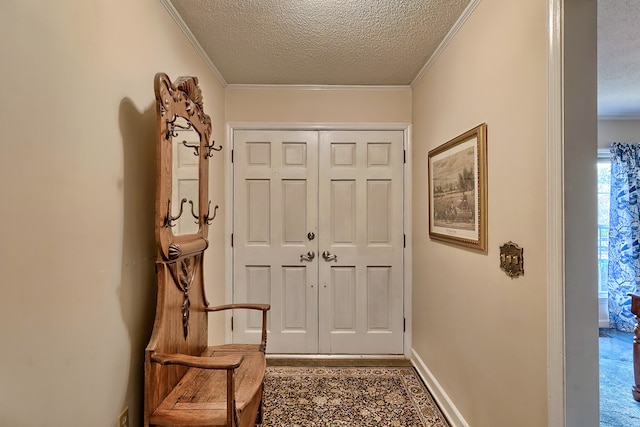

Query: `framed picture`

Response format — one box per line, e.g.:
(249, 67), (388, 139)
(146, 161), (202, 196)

(428, 123), (487, 252)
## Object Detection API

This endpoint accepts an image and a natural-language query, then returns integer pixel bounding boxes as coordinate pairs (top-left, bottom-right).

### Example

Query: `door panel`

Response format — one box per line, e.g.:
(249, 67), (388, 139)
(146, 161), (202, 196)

(233, 130), (319, 353)
(245, 265), (270, 329)
(246, 180), (270, 243)
(318, 131), (404, 354)
(331, 180), (356, 243)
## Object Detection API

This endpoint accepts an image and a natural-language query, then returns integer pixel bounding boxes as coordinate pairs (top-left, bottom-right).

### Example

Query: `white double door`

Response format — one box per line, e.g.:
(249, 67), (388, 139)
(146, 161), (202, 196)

(233, 129), (404, 354)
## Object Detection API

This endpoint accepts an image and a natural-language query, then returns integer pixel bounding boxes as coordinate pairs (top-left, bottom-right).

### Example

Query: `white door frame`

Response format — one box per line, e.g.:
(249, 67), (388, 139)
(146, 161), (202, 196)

(548, 0), (599, 425)
(224, 122), (413, 359)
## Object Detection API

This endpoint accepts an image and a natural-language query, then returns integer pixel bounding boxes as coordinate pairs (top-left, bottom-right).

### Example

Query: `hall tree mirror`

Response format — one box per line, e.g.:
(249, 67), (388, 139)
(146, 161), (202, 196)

(154, 73), (220, 260)
(170, 116), (200, 236)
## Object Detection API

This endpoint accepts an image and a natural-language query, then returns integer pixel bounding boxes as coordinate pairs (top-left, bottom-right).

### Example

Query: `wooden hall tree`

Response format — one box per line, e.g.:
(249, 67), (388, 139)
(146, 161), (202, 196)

(144, 73), (269, 427)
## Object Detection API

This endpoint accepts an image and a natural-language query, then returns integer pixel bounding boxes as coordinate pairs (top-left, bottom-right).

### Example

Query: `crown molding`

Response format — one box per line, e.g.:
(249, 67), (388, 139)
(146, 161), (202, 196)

(411, 0), (482, 88)
(160, 0), (227, 87)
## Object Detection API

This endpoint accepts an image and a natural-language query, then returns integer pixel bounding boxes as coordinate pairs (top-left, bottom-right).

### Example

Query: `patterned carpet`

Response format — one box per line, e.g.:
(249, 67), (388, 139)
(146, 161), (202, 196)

(261, 366), (450, 426)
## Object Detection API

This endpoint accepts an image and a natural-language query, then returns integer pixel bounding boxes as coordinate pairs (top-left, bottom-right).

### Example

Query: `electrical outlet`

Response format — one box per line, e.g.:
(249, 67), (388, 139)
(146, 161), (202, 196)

(118, 407), (129, 427)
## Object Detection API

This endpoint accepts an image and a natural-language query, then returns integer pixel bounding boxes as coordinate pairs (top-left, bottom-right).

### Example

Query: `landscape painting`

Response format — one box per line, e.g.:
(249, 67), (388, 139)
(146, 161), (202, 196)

(428, 124), (487, 252)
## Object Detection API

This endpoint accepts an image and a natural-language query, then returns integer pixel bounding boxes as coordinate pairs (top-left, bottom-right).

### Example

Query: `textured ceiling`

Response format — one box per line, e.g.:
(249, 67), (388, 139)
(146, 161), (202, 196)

(168, 0), (471, 86)
(599, 1), (640, 117)
(167, 1), (636, 117)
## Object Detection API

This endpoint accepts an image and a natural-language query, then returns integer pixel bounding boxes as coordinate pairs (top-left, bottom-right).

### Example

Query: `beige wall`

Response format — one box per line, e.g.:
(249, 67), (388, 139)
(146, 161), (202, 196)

(411, 1), (548, 426)
(598, 118), (640, 148)
(0, 1), (225, 426)
(225, 86), (411, 123)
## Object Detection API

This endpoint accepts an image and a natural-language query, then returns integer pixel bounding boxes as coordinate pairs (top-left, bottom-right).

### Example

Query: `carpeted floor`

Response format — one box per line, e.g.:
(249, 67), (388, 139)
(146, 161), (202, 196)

(599, 328), (640, 427)
(261, 366), (450, 426)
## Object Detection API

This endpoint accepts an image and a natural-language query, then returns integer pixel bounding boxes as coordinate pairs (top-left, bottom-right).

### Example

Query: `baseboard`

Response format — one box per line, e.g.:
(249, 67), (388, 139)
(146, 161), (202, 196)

(411, 349), (470, 427)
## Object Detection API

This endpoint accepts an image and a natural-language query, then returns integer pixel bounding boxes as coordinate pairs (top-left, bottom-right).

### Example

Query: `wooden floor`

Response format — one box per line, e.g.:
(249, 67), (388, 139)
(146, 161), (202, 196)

(266, 357), (412, 367)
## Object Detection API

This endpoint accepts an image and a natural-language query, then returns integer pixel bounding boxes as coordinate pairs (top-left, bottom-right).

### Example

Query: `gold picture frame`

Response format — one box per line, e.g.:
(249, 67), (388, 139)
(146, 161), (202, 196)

(428, 123), (487, 252)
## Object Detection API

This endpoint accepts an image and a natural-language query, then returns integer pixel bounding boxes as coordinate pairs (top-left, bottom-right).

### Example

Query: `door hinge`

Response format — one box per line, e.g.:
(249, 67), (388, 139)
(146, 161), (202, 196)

(231, 233), (234, 247)
(403, 149), (406, 164)
(231, 149), (234, 163)
(403, 318), (406, 332)
(231, 316), (234, 331)
(403, 234), (406, 248)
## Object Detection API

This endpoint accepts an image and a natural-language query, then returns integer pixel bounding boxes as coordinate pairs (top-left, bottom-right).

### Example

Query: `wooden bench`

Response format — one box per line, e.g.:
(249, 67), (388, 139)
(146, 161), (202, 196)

(144, 257), (270, 427)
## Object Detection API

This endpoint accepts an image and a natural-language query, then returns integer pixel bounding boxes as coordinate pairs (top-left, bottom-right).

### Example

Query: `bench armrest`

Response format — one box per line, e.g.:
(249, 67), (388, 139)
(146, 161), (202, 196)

(151, 352), (243, 370)
(206, 303), (271, 312)
(205, 304), (271, 352)
(150, 352), (245, 424)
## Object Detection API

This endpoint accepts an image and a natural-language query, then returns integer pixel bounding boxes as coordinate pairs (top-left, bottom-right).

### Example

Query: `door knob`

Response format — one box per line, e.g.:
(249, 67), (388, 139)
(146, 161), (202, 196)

(300, 251), (315, 262)
(322, 251), (337, 262)
(307, 232), (315, 241)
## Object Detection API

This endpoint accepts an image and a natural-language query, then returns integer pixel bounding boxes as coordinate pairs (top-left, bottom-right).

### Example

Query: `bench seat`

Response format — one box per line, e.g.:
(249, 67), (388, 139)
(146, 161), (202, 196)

(150, 349), (266, 426)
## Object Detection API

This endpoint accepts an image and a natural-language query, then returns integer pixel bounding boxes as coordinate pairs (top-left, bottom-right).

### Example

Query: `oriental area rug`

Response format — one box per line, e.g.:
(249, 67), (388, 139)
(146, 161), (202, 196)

(261, 366), (450, 426)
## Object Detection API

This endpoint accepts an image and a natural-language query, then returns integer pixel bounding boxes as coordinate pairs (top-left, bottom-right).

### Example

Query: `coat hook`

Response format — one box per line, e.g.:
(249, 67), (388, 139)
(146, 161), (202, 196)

(203, 139), (222, 158)
(189, 200), (199, 223)
(165, 115), (194, 139)
(164, 198), (187, 228)
(182, 141), (200, 157)
(204, 201), (219, 225)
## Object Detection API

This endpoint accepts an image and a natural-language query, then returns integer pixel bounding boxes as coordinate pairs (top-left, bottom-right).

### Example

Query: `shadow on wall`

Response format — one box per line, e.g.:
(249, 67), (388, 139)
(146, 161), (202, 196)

(118, 97), (158, 426)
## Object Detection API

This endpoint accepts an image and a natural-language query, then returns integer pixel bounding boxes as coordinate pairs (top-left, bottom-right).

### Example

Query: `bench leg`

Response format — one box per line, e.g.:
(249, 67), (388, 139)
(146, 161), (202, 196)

(255, 386), (264, 425)
(255, 403), (263, 425)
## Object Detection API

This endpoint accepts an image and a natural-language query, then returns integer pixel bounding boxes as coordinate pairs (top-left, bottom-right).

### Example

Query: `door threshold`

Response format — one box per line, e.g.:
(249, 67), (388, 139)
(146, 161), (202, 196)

(266, 354), (411, 367)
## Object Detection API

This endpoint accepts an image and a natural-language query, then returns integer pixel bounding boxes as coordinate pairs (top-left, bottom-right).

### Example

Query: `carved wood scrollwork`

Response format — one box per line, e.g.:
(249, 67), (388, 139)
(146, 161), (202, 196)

(168, 255), (200, 340)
